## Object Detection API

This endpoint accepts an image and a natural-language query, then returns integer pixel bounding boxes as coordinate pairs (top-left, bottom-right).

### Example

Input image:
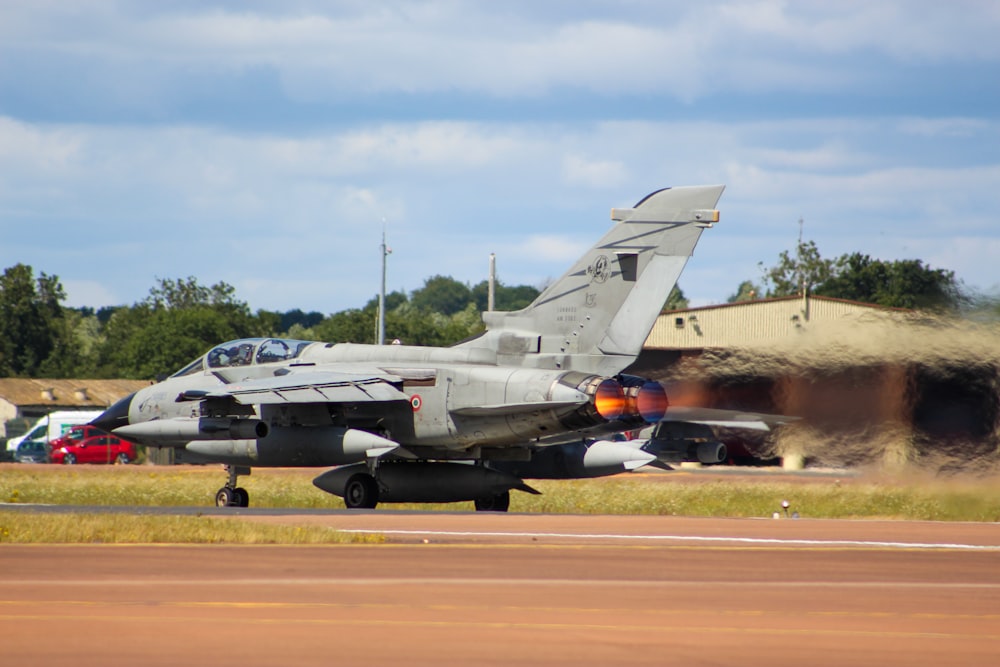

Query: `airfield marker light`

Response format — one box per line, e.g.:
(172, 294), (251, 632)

(781, 499), (790, 518)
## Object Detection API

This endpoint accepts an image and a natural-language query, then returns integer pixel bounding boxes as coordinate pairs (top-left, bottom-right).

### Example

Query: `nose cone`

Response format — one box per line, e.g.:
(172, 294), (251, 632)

(91, 392), (135, 433)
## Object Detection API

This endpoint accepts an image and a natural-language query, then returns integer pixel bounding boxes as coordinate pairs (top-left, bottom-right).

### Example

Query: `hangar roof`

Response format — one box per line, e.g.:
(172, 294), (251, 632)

(0, 378), (151, 410)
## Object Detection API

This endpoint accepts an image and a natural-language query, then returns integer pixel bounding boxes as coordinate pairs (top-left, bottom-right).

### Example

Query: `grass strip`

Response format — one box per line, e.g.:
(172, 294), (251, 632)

(2, 465), (1000, 522)
(0, 511), (385, 544)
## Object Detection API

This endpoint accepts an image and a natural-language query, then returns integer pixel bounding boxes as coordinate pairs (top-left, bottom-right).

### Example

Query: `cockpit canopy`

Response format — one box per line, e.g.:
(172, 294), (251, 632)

(171, 338), (315, 377)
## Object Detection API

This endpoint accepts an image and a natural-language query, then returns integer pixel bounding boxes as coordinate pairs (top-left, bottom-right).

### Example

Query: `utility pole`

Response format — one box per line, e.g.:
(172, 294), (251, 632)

(797, 217), (809, 322)
(378, 221), (391, 345)
(488, 253), (496, 312)
(797, 217), (805, 296)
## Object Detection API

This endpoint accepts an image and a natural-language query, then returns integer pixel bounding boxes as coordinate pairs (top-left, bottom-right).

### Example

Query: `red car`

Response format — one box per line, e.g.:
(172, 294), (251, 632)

(48, 424), (106, 451)
(50, 433), (137, 465)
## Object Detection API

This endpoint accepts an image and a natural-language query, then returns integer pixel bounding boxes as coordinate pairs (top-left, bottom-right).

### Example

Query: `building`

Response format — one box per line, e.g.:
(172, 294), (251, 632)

(628, 295), (1000, 467)
(0, 378), (151, 441)
(633, 294), (894, 376)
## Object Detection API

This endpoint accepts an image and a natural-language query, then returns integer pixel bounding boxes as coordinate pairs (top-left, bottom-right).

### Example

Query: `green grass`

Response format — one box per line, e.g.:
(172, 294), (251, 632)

(0, 512), (386, 544)
(1, 464), (999, 545)
(516, 477), (1000, 521)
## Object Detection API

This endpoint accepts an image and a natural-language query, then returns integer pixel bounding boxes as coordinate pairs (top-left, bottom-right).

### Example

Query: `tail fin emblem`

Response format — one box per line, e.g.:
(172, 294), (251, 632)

(587, 255), (610, 283)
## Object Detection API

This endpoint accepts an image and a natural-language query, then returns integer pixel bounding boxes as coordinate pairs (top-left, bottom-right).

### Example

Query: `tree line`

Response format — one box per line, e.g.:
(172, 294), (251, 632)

(0, 270), (540, 380)
(0, 242), (990, 380)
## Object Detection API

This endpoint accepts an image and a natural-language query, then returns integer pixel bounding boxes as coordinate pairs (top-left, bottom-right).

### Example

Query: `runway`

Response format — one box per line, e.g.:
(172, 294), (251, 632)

(1, 511), (998, 666)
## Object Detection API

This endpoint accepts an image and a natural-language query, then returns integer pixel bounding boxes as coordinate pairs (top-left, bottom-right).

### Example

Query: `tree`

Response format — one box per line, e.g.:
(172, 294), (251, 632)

(727, 280), (761, 303)
(95, 277), (267, 379)
(276, 308), (325, 333)
(470, 280), (540, 312)
(754, 241), (967, 311)
(363, 290), (408, 314)
(0, 264), (67, 376)
(37, 308), (99, 378)
(662, 285), (689, 312)
(313, 307), (377, 344)
(410, 275), (472, 316)
(144, 276), (240, 310)
(816, 253), (964, 310)
(760, 240), (834, 297)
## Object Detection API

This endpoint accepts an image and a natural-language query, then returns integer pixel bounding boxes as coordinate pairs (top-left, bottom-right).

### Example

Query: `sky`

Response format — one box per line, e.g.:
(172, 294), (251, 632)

(2, 1), (998, 315)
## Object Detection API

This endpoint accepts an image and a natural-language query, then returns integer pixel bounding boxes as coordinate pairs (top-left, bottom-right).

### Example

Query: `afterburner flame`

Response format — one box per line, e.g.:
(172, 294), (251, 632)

(635, 382), (669, 422)
(593, 379), (626, 420)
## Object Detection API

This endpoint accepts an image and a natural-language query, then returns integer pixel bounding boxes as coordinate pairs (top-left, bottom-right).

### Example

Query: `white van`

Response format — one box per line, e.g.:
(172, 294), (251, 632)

(5, 410), (103, 455)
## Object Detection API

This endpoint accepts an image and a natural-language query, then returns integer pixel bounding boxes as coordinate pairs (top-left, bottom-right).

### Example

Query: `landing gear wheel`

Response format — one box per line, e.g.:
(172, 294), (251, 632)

(343, 473), (379, 509)
(215, 465), (252, 508)
(232, 487), (249, 508)
(474, 490), (510, 512)
(215, 487), (234, 507)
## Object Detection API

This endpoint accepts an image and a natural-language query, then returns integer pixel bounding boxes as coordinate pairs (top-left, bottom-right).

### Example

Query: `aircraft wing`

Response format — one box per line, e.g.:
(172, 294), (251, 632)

(662, 406), (799, 432)
(191, 370), (410, 405)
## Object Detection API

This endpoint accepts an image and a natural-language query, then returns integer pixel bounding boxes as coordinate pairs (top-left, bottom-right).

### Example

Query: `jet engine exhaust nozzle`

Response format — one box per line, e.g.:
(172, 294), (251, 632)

(592, 378), (626, 420)
(632, 381), (669, 423)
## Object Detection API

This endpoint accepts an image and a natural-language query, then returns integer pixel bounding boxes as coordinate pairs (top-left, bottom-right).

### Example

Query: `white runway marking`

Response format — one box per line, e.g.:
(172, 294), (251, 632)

(4, 578), (1000, 588)
(336, 528), (1000, 551)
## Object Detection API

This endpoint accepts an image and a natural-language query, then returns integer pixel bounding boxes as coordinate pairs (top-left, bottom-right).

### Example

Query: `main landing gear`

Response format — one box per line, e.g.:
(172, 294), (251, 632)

(329, 461), (518, 512)
(216, 465), (250, 507)
(473, 490), (510, 512)
(343, 472), (379, 509)
(339, 471), (513, 512)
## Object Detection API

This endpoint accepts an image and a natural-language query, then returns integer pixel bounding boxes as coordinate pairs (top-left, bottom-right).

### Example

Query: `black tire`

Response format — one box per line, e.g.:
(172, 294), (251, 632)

(343, 473), (379, 509)
(232, 487), (249, 508)
(215, 487), (234, 507)
(474, 490), (510, 512)
(114, 452), (130, 465)
(63, 453), (76, 465)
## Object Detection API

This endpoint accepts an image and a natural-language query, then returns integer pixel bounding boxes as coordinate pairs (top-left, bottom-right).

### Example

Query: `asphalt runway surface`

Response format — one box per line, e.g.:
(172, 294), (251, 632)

(1, 509), (999, 666)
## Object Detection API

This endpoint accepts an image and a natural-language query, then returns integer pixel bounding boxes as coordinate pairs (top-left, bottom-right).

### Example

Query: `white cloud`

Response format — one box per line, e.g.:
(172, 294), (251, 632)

(4, 2), (998, 106)
(3, 114), (998, 312)
(561, 155), (627, 189)
(897, 118), (990, 139)
(0, 1), (998, 313)
(515, 235), (590, 263)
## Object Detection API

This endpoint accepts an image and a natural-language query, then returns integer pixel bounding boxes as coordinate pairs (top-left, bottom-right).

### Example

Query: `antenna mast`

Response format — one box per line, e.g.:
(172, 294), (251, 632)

(488, 253), (496, 312)
(797, 217), (804, 296)
(378, 220), (391, 345)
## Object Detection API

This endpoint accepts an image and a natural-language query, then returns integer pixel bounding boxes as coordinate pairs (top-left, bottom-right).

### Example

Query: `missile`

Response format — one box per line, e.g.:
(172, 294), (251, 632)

(184, 427), (400, 467)
(115, 417), (268, 444)
(491, 439), (657, 479)
(583, 440), (657, 471)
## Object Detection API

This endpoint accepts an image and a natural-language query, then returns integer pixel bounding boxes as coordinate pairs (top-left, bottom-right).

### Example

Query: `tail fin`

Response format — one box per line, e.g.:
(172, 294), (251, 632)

(459, 185), (724, 374)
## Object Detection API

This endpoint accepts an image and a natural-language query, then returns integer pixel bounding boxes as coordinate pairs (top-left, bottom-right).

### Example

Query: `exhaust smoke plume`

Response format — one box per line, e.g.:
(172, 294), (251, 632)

(655, 312), (1000, 472)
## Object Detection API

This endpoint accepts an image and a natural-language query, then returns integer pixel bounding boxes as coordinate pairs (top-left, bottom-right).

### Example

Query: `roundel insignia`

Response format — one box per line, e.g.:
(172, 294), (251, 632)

(410, 394), (422, 412)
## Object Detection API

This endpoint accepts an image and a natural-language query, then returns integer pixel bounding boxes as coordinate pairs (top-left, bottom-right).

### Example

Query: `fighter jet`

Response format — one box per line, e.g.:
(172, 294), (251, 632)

(93, 185), (725, 510)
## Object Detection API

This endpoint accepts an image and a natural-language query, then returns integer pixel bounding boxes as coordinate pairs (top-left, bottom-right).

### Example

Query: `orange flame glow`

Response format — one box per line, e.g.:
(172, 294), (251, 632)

(594, 379), (626, 420)
(635, 382), (669, 422)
